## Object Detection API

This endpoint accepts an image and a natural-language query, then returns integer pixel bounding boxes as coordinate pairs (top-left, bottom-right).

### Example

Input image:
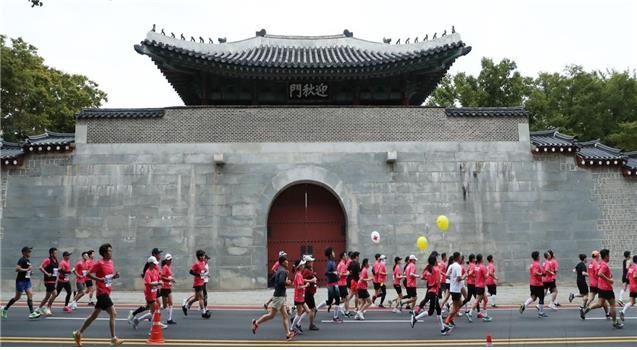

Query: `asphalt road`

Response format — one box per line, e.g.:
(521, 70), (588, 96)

(1, 305), (636, 347)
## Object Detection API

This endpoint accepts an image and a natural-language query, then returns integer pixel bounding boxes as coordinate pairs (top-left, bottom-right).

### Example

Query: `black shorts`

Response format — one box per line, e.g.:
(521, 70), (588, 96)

(543, 281), (557, 290)
(597, 289), (615, 300)
(304, 293), (316, 309)
(451, 292), (461, 302)
(194, 285), (205, 293)
(160, 288), (171, 297)
(402, 278), (407, 288)
(339, 285), (348, 298)
(394, 284), (402, 295)
(577, 281), (589, 295)
(85, 280), (94, 288)
(358, 289), (370, 299)
(45, 283), (56, 293)
(373, 282), (381, 291)
(294, 301), (305, 306)
(630, 292), (637, 298)
(487, 284), (496, 296)
(589, 286), (599, 294)
(56, 282), (71, 294)
(95, 294), (113, 310)
(466, 284), (476, 297)
(474, 287), (485, 296)
(406, 287), (417, 298)
(530, 285), (545, 298)
(622, 276), (629, 284)
(441, 283), (449, 292)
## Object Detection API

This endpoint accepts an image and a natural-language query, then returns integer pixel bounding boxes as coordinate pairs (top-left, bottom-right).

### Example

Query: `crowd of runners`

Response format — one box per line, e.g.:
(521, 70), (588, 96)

(1, 244), (635, 344)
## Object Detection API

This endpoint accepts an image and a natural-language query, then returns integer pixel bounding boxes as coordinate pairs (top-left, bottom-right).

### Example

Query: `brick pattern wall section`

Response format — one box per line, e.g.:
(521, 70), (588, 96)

(81, 107), (523, 144)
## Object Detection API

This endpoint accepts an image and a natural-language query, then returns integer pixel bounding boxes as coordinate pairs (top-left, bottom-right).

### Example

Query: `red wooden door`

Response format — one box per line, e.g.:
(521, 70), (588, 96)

(267, 183), (346, 287)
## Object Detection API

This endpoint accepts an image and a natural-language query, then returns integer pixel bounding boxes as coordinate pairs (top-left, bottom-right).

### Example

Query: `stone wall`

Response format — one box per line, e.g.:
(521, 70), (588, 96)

(2, 108), (635, 291)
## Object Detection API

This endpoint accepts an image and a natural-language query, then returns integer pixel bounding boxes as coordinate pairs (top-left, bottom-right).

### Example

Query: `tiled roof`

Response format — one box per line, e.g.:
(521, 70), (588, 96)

(0, 140), (25, 160)
(530, 129), (576, 152)
(25, 131), (75, 147)
(76, 108), (165, 119)
(136, 30), (470, 73)
(576, 140), (624, 165)
(445, 107), (529, 118)
(623, 151), (637, 171)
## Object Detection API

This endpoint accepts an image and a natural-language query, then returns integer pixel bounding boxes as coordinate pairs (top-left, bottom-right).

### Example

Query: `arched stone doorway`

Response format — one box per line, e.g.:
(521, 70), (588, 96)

(267, 183), (346, 287)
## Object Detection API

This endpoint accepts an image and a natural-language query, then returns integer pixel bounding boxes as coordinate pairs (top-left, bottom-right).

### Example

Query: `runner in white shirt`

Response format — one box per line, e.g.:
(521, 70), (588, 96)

(442, 252), (464, 335)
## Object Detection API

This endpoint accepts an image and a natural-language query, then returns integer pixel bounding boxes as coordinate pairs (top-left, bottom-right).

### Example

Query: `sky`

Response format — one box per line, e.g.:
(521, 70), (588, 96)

(1, 0), (635, 108)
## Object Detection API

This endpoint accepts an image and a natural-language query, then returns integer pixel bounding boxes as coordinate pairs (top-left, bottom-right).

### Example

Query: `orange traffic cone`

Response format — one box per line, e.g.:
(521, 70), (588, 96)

(146, 303), (165, 344)
(485, 334), (493, 347)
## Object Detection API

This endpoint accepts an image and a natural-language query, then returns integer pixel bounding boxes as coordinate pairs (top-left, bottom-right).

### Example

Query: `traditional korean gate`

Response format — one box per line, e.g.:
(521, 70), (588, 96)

(267, 183), (346, 287)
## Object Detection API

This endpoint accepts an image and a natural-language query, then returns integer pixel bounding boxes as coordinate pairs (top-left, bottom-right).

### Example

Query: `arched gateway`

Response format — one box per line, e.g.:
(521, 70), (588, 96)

(267, 183), (346, 286)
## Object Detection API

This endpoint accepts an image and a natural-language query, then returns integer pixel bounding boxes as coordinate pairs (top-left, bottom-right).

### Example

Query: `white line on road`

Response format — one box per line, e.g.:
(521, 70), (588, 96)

(45, 317), (129, 321)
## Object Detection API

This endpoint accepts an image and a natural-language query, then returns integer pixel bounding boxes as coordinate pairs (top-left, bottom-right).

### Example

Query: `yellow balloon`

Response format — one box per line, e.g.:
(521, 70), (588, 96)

(436, 215), (449, 231)
(416, 236), (428, 251)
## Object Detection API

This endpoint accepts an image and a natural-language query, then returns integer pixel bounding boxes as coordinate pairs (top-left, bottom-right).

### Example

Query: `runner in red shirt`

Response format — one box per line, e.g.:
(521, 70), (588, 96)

(411, 255), (445, 331)
(581, 249), (623, 329)
(336, 251), (351, 315)
(37, 247), (60, 317)
(469, 254), (492, 321)
(131, 256), (162, 329)
(72, 243), (124, 346)
(355, 258), (373, 320)
(584, 250), (609, 317)
(291, 259), (310, 334)
(390, 256), (405, 312)
(619, 255), (637, 321)
(183, 250), (210, 318)
(371, 254), (383, 306)
(301, 255), (319, 330)
(485, 255), (498, 308)
(57, 251), (74, 313)
(160, 254), (176, 325)
(519, 251), (548, 318)
(547, 250), (560, 307)
(264, 250), (287, 310)
(70, 252), (89, 310)
(84, 250), (96, 306)
(542, 251), (558, 310)
(404, 255), (419, 311)
(461, 254), (476, 315)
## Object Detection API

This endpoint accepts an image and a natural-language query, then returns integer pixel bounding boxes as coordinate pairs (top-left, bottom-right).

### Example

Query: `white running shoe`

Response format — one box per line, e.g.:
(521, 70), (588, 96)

(160, 322), (168, 329)
(70, 301), (77, 310)
(127, 310), (134, 325)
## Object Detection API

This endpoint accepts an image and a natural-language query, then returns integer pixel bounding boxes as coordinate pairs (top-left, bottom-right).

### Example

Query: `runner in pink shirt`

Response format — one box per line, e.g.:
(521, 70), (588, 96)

(519, 251), (548, 318)
(355, 258), (373, 320)
(485, 255), (498, 308)
(411, 255), (445, 332)
(404, 255), (419, 311)
(291, 259), (310, 334)
(461, 254), (476, 315)
(336, 252), (351, 315)
(469, 254), (491, 321)
(584, 250), (609, 317)
(619, 255), (637, 321)
(57, 251), (74, 313)
(547, 250), (560, 307)
(70, 252), (90, 310)
(581, 249), (623, 329)
(542, 251), (558, 310)
(183, 250), (210, 318)
(390, 256), (405, 312)
(131, 256), (162, 329)
(160, 254), (176, 325)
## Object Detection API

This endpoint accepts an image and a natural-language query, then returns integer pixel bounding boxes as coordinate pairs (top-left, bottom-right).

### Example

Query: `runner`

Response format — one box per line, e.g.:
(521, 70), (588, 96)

(411, 255), (446, 332)
(619, 255), (636, 321)
(72, 243), (124, 346)
(346, 252), (361, 315)
(337, 251), (351, 316)
(2, 246), (35, 319)
(585, 250), (609, 317)
(182, 250), (210, 319)
(439, 255), (455, 315)
(442, 252), (464, 336)
(403, 255), (419, 311)
(568, 254), (589, 307)
(291, 259), (310, 334)
(469, 254), (492, 322)
(36, 247), (60, 317)
(376, 255), (388, 307)
(84, 250), (95, 306)
(580, 249), (623, 329)
(315, 247), (343, 323)
(355, 258), (373, 320)
(128, 248), (164, 325)
(371, 254), (382, 306)
(544, 250), (559, 309)
(301, 255), (319, 331)
(519, 251), (548, 318)
(437, 253), (448, 308)
(251, 254), (296, 341)
(57, 251), (74, 313)
(160, 254), (177, 324)
(390, 256), (405, 313)
(130, 256), (163, 330)
(70, 252), (89, 310)
(485, 255), (498, 308)
(619, 250), (631, 305)
(460, 254), (476, 316)
(264, 251), (287, 309)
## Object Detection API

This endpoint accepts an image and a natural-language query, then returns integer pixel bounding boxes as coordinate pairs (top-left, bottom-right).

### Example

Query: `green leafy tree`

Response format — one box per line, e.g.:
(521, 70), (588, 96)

(1, 35), (107, 142)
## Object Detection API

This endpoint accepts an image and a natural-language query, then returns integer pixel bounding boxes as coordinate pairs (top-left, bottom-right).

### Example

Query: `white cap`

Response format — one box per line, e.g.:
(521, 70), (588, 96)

(303, 255), (316, 262)
(409, 254), (418, 261)
(164, 253), (173, 260)
(380, 254), (386, 260)
(297, 260), (307, 268)
(147, 256), (159, 265)
(278, 250), (287, 257)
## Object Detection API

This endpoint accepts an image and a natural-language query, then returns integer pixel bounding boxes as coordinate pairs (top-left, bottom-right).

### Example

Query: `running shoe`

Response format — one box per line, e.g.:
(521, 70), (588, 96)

(392, 308), (401, 314)
(477, 312), (484, 319)
(332, 317), (343, 323)
(294, 324), (303, 334)
(251, 319), (258, 334)
(580, 308), (586, 320)
(63, 306), (72, 313)
(410, 313), (416, 328)
(612, 321), (624, 329)
(285, 331), (296, 341)
(327, 304), (332, 313)
(491, 304), (497, 308)
(448, 320), (456, 328)
(160, 322), (168, 329)
(617, 300), (625, 307)
(167, 319), (177, 325)
(127, 310), (134, 326)
(110, 337), (124, 346)
(465, 312), (473, 323)
(70, 301), (77, 310)
(606, 313), (611, 320)
(72, 330), (82, 346)
(519, 304), (525, 314)
(538, 312), (549, 318)
(133, 318), (140, 329)
(202, 310), (211, 319)
(309, 324), (319, 331)
(358, 312), (365, 320)
(619, 310), (625, 322)
(28, 310), (41, 319)
(378, 304), (385, 309)
(87, 301), (95, 306)
(482, 315), (493, 322)
(1, 309), (7, 319)
(554, 302), (561, 307)
(181, 305), (188, 316)
(44, 308), (52, 316)
(568, 293), (574, 303)
(549, 304), (558, 311)
(440, 325), (451, 336)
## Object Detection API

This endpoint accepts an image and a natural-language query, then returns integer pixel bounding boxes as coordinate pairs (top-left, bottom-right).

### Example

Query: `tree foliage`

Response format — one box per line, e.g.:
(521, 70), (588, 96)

(427, 57), (637, 151)
(1, 35), (107, 142)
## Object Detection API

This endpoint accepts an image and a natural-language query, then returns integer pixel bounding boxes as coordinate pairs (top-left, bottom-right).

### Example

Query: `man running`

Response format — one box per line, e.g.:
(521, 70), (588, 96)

(36, 247), (60, 317)
(461, 254), (476, 315)
(70, 252), (89, 310)
(580, 249), (623, 329)
(469, 254), (491, 322)
(543, 251), (558, 309)
(301, 255), (319, 330)
(291, 259), (310, 334)
(2, 246), (35, 319)
(84, 250), (96, 306)
(485, 255), (498, 308)
(337, 251), (350, 316)
(403, 255), (419, 311)
(619, 255), (636, 321)
(317, 247), (343, 323)
(346, 252), (361, 315)
(72, 243), (124, 346)
(252, 254), (296, 341)
(57, 251), (74, 313)
(585, 250), (609, 317)
(183, 250), (210, 318)
(619, 250), (631, 305)
(568, 254), (589, 307)
(442, 252), (463, 335)
(160, 254), (177, 324)
(264, 251), (287, 309)
(519, 251), (548, 318)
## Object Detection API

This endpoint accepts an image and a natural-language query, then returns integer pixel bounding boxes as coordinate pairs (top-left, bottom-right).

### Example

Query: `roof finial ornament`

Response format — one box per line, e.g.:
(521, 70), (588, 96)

(424, 34), (428, 41)
(452, 25), (456, 33)
(170, 32), (175, 38)
(414, 37), (418, 43)
(256, 29), (266, 37)
(405, 37), (410, 44)
(218, 37), (227, 43)
(161, 28), (165, 35)
(199, 36), (204, 43)
(432, 32), (437, 39)
(442, 30), (447, 37)
(383, 37), (391, 44)
(208, 38), (214, 44)
(190, 36), (196, 42)
(395, 38), (401, 45)
(151, 24), (156, 32)
(180, 33), (185, 40)
(343, 29), (353, 37)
